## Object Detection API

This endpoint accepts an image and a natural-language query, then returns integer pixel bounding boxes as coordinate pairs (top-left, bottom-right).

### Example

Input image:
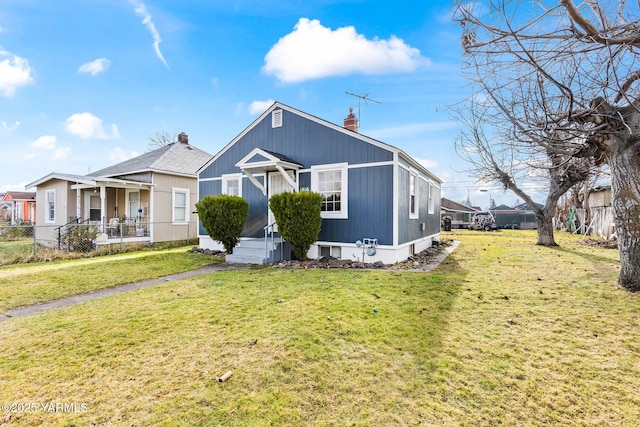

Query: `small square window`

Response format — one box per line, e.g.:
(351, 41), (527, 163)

(320, 246), (341, 259)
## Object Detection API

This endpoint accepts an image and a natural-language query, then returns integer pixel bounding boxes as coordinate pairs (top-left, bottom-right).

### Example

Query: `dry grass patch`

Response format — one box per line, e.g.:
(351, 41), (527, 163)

(1, 231), (639, 426)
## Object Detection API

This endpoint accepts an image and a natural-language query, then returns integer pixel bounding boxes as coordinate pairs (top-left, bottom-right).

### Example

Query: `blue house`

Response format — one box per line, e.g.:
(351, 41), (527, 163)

(197, 102), (442, 264)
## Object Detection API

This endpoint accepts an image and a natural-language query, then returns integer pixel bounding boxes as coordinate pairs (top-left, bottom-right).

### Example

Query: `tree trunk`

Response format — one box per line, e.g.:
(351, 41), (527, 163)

(535, 209), (558, 246)
(610, 141), (640, 291)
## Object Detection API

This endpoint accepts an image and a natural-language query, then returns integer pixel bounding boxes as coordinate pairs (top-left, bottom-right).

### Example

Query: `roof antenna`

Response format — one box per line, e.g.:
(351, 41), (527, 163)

(345, 91), (380, 124)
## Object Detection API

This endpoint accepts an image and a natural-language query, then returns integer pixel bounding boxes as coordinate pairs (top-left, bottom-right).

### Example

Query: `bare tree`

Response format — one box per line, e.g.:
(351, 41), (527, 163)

(453, 93), (595, 246)
(453, 0), (640, 291)
(147, 131), (176, 151)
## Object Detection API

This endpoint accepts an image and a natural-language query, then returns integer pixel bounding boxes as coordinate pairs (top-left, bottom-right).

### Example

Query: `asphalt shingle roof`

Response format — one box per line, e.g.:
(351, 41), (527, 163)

(89, 142), (212, 178)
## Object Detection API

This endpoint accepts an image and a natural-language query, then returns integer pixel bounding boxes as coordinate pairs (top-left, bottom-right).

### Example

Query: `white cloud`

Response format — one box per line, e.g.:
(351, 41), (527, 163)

(32, 135), (56, 149)
(130, 0), (169, 68)
(78, 58), (111, 75)
(413, 157), (439, 170)
(0, 48), (34, 96)
(108, 147), (139, 163)
(1, 120), (20, 131)
(249, 99), (275, 115)
(1, 183), (29, 192)
(65, 113), (120, 140)
(52, 147), (71, 160)
(263, 18), (428, 83)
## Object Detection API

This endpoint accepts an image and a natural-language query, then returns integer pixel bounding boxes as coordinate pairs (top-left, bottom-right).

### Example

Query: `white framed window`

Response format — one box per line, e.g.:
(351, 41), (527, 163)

(222, 174), (243, 197)
(428, 184), (434, 214)
(45, 189), (56, 223)
(272, 109), (283, 128)
(409, 172), (419, 219)
(16, 202), (23, 221)
(311, 163), (348, 219)
(172, 188), (189, 223)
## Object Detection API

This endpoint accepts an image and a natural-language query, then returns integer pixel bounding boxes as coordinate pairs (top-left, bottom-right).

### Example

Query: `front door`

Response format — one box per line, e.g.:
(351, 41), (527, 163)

(267, 170), (296, 231)
(87, 194), (101, 222)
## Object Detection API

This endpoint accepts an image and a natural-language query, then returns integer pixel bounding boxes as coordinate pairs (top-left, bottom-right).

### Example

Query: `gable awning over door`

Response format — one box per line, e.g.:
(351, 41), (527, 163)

(235, 148), (302, 195)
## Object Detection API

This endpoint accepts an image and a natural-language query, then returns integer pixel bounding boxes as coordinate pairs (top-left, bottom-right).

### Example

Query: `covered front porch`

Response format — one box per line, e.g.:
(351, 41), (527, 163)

(70, 177), (153, 244)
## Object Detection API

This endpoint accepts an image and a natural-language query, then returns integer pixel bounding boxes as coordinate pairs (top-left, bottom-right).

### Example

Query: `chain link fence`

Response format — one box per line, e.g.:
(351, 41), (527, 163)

(0, 221), (198, 266)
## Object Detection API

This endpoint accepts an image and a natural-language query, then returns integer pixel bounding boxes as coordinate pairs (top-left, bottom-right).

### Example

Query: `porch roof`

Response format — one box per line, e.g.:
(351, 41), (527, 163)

(235, 147), (303, 173)
(235, 148), (302, 196)
(70, 177), (154, 190)
(26, 172), (154, 190)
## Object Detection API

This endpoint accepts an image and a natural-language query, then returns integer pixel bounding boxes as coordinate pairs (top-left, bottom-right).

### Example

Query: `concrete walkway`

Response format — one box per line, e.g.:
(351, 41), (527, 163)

(0, 241), (459, 322)
(0, 263), (250, 322)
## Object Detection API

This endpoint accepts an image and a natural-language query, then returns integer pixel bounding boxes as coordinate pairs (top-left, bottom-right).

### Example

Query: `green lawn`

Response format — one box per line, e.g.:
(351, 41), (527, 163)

(0, 238), (34, 265)
(0, 231), (638, 426)
(0, 247), (221, 313)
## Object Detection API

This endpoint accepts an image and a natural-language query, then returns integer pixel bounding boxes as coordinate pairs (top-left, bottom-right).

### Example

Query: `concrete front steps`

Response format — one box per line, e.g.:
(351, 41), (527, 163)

(225, 237), (289, 264)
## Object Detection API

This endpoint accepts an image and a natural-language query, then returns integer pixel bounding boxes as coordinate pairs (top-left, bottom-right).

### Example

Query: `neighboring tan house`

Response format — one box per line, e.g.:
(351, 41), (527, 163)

(440, 197), (478, 229)
(26, 133), (212, 247)
(0, 191), (36, 224)
(197, 102), (442, 264)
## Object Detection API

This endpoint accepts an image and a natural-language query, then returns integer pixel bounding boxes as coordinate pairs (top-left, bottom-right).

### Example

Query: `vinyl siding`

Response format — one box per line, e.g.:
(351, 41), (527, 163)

(398, 167), (441, 245)
(199, 109), (393, 179)
(317, 165), (393, 245)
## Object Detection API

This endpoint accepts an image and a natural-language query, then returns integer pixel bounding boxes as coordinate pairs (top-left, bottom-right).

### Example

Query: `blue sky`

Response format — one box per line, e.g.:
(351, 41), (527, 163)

(0, 0), (520, 208)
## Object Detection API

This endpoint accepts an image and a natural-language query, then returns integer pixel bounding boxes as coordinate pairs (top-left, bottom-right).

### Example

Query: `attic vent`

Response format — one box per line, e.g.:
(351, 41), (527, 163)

(272, 109), (283, 128)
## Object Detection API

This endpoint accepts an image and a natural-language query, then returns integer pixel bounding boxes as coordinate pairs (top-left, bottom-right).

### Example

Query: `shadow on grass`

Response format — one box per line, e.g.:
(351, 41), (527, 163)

(547, 245), (619, 266)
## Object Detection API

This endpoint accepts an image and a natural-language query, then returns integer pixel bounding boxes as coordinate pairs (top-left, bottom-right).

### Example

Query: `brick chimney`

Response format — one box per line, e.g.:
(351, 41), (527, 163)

(344, 108), (358, 132)
(178, 132), (189, 144)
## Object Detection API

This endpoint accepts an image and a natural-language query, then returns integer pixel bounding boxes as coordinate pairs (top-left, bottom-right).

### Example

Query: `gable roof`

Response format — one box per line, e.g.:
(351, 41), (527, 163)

(2, 191), (36, 201)
(441, 197), (478, 213)
(90, 141), (212, 178)
(493, 204), (514, 211)
(198, 101), (442, 184)
(514, 202), (543, 211)
(26, 173), (99, 189)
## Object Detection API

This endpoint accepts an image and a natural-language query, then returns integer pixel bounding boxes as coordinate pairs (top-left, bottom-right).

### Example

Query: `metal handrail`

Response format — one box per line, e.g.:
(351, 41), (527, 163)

(263, 222), (283, 262)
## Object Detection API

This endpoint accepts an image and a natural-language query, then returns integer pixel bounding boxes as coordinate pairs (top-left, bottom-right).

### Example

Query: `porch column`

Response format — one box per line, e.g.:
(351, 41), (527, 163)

(149, 186), (154, 242)
(76, 188), (81, 220)
(100, 186), (106, 228)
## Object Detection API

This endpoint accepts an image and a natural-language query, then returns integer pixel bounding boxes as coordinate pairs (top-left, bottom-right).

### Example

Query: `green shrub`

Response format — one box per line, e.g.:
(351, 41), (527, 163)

(64, 225), (99, 252)
(196, 195), (248, 254)
(269, 191), (322, 260)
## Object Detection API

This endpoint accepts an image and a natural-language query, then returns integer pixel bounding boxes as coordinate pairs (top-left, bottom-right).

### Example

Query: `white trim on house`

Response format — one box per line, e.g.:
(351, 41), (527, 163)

(393, 152), (399, 246)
